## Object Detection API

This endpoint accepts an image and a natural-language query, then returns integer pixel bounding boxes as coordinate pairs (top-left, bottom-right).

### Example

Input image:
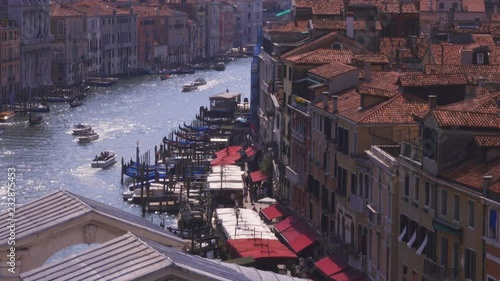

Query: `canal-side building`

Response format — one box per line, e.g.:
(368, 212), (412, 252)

(205, 1), (220, 58)
(50, 3), (88, 86)
(0, 19), (20, 108)
(231, 0), (263, 46)
(3, 0), (54, 89)
(396, 92), (500, 281)
(219, 2), (235, 53)
(71, 0), (137, 77)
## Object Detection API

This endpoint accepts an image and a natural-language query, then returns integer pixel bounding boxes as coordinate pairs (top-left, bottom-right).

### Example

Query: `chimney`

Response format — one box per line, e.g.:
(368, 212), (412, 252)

(477, 76), (485, 87)
(428, 95), (437, 109)
(364, 63), (371, 82)
(483, 175), (493, 195)
(346, 12), (354, 39)
(332, 95), (338, 112)
(322, 92), (329, 109)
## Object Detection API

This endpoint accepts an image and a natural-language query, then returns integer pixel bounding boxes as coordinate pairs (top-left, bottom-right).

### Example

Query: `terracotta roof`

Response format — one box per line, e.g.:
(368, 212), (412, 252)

(133, 5), (173, 17)
(70, 0), (130, 16)
(284, 48), (354, 64)
(350, 0), (418, 13)
(441, 158), (500, 194)
(399, 73), (468, 87)
(474, 135), (500, 147)
(316, 90), (427, 124)
(431, 111), (500, 129)
(295, 0), (344, 15)
(429, 44), (465, 65)
(51, 3), (86, 17)
(461, 0), (485, 12)
(268, 19), (382, 33)
(358, 85), (399, 98)
(353, 54), (389, 64)
(308, 62), (358, 79)
(436, 92), (500, 113)
(472, 34), (495, 45)
(424, 64), (500, 84)
(379, 37), (413, 61)
(361, 71), (401, 91)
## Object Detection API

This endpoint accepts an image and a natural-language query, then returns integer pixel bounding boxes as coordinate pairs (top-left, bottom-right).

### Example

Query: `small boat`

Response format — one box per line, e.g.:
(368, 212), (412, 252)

(30, 104), (50, 112)
(214, 62), (226, 71)
(0, 111), (15, 122)
(172, 67), (195, 75)
(46, 95), (75, 102)
(182, 83), (198, 92)
(78, 130), (99, 143)
(192, 78), (207, 86)
(69, 100), (84, 108)
(91, 151), (116, 168)
(72, 124), (92, 135)
(160, 74), (171, 81)
(28, 114), (43, 125)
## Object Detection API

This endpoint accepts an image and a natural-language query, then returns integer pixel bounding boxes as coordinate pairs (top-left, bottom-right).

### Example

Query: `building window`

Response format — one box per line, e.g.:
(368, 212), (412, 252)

(402, 264), (408, 281)
(441, 237), (448, 267)
(453, 194), (460, 221)
(441, 190), (448, 215)
(488, 208), (497, 239)
(424, 182), (430, 207)
(439, 2), (444, 9)
(477, 53), (484, 64)
(404, 173), (410, 197)
(464, 249), (476, 280)
(414, 177), (419, 202)
(468, 200), (475, 228)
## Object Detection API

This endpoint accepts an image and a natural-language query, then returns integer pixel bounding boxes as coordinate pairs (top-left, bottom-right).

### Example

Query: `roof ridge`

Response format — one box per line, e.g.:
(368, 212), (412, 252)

(359, 93), (426, 122)
(63, 189), (93, 210)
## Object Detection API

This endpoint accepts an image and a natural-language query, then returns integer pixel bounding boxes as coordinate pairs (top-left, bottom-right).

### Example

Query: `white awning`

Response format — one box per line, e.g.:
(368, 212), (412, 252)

(407, 230), (417, 247)
(398, 226), (407, 242)
(416, 233), (428, 255)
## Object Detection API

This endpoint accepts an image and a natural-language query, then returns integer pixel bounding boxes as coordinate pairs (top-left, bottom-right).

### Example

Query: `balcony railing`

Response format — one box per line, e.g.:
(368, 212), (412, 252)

(349, 194), (366, 213)
(349, 254), (368, 272)
(289, 95), (310, 114)
(423, 259), (460, 281)
(400, 142), (423, 165)
(327, 232), (355, 259)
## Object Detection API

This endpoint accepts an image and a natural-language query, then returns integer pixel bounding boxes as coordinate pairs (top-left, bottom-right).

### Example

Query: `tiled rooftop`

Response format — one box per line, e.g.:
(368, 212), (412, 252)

(308, 62), (358, 79)
(398, 73), (468, 87)
(431, 111), (500, 129)
(474, 135), (500, 147)
(472, 34), (495, 45)
(284, 48), (354, 64)
(462, 0), (486, 12)
(436, 92), (500, 113)
(353, 54), (389, 64)
(441, 158), (499, 194)
(268, 19), (382, 33)
(51, 3), (86, 17)
(295, 0), (344, 15)
(70, 0), (130, 16)
(430, 44), (465, 65)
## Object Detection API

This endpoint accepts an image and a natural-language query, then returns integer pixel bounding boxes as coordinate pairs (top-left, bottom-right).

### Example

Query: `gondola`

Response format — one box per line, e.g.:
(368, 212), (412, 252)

(28, 115), (43, 125)
(69, 99), (84, 108)
(174, 131), (210, 142)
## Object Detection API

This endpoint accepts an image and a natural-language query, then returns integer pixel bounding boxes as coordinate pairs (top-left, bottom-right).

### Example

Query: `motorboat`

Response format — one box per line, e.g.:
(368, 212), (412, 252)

(28, 115), (43, 125)
(30, 104), (50, 112)
(69, 100), (84, 108)
(0, 111), (15, 122)
(192, 78), (207, 86)
(91, 151), (116, 168)
(160, 74), (171, 81)
(78, 130), (99, 143)
(72, 124), (92, 135)
(46, 95), (75, 102)
(182, 83), (198, 92)
(214, 62), (226, 71)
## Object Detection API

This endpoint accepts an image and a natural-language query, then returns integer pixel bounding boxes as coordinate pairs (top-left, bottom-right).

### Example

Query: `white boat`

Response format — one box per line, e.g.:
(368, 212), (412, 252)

(78, 131), (99, 143)
(182, 83), (198, 92)
(72, 124), (92, 135)
(192, 78), (207, 86)
(0, 111), (15, 122)
(91, 151), (116, 168)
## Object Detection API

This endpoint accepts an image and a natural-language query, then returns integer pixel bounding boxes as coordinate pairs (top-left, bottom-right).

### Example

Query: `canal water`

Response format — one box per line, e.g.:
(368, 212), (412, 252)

(0, 58), (251, 228)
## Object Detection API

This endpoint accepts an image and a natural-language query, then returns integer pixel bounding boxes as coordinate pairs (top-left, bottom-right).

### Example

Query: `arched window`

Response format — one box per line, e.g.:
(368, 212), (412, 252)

(331, 42), (343, 50)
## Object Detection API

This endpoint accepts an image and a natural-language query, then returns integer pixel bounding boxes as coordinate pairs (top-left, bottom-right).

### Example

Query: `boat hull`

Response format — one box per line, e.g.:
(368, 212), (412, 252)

(78, 133), (99, 143)
(91, 156), (116, 168)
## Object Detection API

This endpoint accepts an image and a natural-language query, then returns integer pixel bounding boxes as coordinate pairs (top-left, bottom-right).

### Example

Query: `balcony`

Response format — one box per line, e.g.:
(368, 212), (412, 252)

(400, 142), (422, 166)
(366, 204), (382, 227)
(327, 232), (355, 259)
(349, 194), (365, 213)
(423, 259), (460, 281)
(349, 254), (368, 272)
(289, 95), (310, 115)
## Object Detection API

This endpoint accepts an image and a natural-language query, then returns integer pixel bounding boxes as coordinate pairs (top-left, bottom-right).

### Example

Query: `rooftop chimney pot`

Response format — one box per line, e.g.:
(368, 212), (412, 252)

(428, 95), (437, 109)
(483, 175), (493, 195)
(332, 95), (338, 113)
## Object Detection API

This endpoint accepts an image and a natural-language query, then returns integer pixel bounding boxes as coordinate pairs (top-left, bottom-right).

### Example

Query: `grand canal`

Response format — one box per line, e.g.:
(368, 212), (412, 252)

(0, 58), (251, 228)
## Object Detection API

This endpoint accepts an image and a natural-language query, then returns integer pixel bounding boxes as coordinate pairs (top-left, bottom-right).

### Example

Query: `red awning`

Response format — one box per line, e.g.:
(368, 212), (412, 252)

(260, 204), (286, 221)
(215, 146), (243, 157)
(227, 239), (297, 260)
(249, 170), (270, 183)
(210, 154), (241, 166)
(314, 255), (349, 277)
(245, 145), (259, 157)
(274, 215), (318, 254)
(331, 268), (365, 281)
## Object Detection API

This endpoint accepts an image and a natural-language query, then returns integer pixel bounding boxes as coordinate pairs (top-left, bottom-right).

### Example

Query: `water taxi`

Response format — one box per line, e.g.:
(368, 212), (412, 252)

(0, 111), (15, 122)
